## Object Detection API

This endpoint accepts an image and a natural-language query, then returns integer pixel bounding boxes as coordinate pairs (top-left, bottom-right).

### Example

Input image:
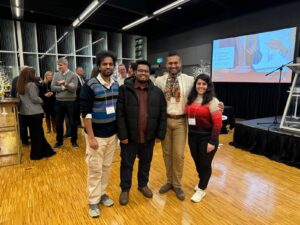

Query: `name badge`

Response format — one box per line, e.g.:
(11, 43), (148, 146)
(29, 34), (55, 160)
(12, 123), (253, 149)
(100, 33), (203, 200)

(170, 97), (177, 104)
(106, 106), (115, 115)
(188, 118), (196, 125)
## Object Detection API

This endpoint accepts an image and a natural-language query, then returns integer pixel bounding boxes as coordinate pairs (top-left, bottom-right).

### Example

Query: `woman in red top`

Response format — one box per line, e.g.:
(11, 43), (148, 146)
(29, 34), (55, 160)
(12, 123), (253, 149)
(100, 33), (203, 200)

(185, 74), (222, 203)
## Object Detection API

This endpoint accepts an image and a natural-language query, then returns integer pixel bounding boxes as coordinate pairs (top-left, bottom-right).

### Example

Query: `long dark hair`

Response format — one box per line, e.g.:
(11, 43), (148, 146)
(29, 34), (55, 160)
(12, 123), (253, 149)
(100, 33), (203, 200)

(187, 74), (215, 105)
(16, 67), (36, 95)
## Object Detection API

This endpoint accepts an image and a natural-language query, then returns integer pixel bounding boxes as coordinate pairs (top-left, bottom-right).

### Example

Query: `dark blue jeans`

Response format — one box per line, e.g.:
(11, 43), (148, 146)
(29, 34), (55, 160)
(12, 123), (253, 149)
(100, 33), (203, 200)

(120, 140), (155, 191)
(55, 100), (77, 144)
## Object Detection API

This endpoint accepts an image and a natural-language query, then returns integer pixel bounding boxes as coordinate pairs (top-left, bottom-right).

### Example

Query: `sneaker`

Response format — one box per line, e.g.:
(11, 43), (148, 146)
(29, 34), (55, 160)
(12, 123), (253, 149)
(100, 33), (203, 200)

(138, 186), (153, 198)
(173, 187), (185, 201)
(159, 183), (173, 194)
(191, 188), (206, 203)
(53, 143), (63, 149)
(119, 192), (129, 206)
(100, 194), (114, 207)
(72, 142), (79, 148)
(88, 204), (100, 218)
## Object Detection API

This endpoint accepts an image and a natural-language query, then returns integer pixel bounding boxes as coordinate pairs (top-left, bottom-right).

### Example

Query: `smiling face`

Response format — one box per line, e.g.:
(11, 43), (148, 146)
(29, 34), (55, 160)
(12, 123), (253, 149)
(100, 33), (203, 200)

(136, 64), (150, 83)
(98, 56), (114, 77)
(166, 55), (181, 76)
(196, 78), (208, 95)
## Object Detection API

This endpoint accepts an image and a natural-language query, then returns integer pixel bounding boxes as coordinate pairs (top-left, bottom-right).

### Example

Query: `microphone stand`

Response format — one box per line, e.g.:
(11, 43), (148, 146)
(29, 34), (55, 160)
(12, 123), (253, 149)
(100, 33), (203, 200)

(257, 60), (293, 126)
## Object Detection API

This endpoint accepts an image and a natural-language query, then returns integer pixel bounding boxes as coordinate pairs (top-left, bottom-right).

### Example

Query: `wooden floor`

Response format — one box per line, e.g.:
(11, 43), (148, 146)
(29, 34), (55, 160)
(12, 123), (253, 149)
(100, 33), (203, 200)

(1, 122), (300, 225)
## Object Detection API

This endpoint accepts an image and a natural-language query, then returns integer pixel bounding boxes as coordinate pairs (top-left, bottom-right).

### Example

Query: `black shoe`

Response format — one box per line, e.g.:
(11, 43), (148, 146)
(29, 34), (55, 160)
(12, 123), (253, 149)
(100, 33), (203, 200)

(72, 142), (79, 148)
(53, 143), (63, 149)
(138, 186), (153, 198)
(173, 187), (185, 201)
(159, 183), (173, 194)
(119, 192), (129, 205)
(64, 134), (71, 139)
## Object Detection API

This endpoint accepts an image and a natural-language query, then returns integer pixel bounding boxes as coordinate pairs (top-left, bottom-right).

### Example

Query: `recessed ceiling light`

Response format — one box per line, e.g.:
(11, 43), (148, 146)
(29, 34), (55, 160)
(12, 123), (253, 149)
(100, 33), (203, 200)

(177, 6), (182, 9)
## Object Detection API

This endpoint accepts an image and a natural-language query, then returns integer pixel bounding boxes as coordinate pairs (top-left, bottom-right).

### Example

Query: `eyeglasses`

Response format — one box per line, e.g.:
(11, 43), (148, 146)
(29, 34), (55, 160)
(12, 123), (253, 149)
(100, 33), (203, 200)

(137, 69), (150, 74)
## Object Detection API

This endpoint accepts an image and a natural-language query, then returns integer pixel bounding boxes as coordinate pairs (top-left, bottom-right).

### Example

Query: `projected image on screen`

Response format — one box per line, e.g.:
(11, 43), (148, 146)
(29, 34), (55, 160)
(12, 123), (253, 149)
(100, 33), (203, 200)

(212, 27), (297, 83)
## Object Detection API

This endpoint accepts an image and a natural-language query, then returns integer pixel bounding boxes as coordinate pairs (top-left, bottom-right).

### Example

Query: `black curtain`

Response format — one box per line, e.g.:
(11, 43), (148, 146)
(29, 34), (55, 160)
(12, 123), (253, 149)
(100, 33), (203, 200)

(214, 82), (290, 119)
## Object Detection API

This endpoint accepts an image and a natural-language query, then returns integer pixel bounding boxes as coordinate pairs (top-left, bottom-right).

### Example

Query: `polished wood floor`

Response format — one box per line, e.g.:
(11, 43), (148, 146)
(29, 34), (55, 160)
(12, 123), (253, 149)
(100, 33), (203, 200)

(1, 121), (300, 225)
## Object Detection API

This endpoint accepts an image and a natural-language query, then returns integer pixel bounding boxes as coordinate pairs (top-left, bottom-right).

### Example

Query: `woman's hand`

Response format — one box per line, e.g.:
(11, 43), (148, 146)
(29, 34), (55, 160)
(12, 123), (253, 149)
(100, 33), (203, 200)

(207, 143), (215, 153)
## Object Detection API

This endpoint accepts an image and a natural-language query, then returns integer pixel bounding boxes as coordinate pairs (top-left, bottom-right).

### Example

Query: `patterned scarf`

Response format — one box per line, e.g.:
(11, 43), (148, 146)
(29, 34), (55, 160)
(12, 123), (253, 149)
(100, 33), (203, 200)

(164, 74), (181, 102)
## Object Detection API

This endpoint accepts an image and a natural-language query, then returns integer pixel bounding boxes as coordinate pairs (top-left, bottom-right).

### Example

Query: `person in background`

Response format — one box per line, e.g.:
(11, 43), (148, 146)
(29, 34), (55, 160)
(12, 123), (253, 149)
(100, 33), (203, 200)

(42, 71), (56, 133)
(117, 60), (167, 205)
(91, 67), (99, 78)
(185, 74), (222, 202)
(75, 66), (85, 128)
(80, 51), (119, 218)
(117, 64), (128, 86)
(16, 67), (56, 160)
(51, 58), (78, 149)
(128, 62), (137, 77)
(11, 65), (30, 145)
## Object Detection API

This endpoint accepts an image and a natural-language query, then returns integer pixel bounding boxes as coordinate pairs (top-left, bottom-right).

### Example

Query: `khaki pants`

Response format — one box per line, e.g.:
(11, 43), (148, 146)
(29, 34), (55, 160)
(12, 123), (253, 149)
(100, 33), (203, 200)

(85, 134), (117, 204)
(162, 117), (187, 188)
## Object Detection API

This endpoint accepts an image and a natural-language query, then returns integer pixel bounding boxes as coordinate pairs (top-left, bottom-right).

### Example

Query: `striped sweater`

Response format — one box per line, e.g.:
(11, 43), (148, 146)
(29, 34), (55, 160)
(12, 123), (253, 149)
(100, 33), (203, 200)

(80, 77), (119, 137)
(185, 96), (222, 145)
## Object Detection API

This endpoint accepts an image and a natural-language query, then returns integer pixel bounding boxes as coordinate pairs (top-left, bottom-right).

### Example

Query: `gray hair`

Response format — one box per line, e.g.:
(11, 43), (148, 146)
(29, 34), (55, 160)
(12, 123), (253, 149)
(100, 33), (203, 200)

(57, 57), (68, 65)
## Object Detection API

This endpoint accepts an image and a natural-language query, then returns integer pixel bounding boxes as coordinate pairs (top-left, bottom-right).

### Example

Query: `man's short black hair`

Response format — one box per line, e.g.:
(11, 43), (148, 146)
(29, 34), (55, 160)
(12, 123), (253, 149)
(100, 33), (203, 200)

(136, 60), (151, 71)
(167, 51), (180, 58)
(95, 50), (116, 66)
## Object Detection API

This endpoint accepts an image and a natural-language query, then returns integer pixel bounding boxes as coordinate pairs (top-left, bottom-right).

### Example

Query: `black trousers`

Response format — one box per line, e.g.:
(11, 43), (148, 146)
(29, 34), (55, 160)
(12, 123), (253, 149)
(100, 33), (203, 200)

(19, 114), (29, 144)
(120, 140), (155, 192)
(25, 113), (55, 160)
(74, 101), (81, 127)
(188, 133), (218, 190)
(55, 100), (77, 144)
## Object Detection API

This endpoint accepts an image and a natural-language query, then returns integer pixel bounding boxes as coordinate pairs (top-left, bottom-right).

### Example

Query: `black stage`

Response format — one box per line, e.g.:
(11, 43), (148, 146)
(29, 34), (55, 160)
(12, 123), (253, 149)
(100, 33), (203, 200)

(232, 117), (300, 168)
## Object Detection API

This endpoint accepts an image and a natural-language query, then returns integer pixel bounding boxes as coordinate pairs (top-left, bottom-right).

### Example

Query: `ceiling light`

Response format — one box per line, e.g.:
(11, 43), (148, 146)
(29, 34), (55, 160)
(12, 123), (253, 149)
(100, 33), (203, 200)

(153, 0), (190, 15)
(122, 16), (152, 30)
(15, 0), (20, 7)
(72, 0), (107, 28)
(15, 7), (21, 17)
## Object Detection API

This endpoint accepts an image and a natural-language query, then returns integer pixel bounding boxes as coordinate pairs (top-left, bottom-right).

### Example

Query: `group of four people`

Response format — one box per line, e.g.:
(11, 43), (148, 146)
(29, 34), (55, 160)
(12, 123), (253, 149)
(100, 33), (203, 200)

(80, 50), (223, 218)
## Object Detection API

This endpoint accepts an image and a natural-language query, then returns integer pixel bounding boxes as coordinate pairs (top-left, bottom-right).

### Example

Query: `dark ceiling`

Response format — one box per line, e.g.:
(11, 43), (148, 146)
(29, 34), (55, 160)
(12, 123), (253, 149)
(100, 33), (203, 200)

(0, 0), (298, 40)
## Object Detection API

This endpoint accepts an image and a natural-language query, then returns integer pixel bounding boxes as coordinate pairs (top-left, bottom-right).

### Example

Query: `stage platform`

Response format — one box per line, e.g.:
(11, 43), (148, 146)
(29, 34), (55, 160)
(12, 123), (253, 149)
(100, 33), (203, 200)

(232, 116), (300, 168)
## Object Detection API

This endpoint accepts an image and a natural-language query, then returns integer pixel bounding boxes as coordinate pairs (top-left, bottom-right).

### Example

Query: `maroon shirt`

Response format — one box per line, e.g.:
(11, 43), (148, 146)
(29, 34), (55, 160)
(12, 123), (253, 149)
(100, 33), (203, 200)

(134, 80), (148, 143)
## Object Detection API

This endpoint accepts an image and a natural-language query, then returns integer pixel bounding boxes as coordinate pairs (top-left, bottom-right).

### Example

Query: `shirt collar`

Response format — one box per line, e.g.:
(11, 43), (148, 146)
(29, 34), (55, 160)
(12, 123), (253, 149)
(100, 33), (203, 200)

(97, 73), (113, 89)
(134, 79), (148, 90)
(63, 69), (70, 75)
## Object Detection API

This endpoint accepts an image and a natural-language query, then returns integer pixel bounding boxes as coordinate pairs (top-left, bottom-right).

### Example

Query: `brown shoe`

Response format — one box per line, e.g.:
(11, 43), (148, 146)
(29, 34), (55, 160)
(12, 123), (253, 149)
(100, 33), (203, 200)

(119, 192), (129, 205)
(173, 187), (185, 201)
(138, 186), (153, 198)
(159, 183), (173, 194)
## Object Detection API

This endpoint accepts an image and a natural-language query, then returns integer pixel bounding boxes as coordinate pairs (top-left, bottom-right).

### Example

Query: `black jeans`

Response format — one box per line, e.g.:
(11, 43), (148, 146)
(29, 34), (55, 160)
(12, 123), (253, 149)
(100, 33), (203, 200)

(19, 114), (29, 144)
(120, 140), (155, 192)
(55, 100), (77, 144)
(188, 133), (218, 190)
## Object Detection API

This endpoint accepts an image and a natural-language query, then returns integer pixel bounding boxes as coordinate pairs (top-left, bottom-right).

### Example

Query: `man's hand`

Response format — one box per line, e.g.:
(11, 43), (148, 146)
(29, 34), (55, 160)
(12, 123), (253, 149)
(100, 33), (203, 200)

(120, 139), (129, 144)
(218, 101), (224, 112)
(67, 82), (75, 88)
(207, 143), (215, 153)
(88, 136), (99, 150)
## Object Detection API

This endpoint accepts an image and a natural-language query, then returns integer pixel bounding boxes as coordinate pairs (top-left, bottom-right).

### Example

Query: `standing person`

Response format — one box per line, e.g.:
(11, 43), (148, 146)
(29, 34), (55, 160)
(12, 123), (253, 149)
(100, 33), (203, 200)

(155, 52), (194, 200)
(75, 66), (85, 128)
(117, 63), (128, 86)
(16, 67), (56, 160)
(42, 71), (56, 133)
(51, 58), (78, 148)
(80, 51), (119, 218)
(117, 60), (167, 206)
(11, 65), (30, 145)
(185, 74), (222, 202)
(128, 62), (137, 77)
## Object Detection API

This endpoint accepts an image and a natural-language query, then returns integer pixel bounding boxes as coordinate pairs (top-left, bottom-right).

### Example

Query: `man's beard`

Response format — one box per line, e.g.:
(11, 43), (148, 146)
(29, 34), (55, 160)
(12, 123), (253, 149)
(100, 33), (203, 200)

(102, 71), (113, 77)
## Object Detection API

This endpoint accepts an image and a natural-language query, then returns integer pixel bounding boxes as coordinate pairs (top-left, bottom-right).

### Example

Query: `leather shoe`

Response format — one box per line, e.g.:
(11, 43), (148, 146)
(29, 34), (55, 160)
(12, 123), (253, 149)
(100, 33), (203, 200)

(138, 186), (153, 198)
(119, 192), (129, 205)
(173, 187), (185, 201)
(159, 183), (173, 194)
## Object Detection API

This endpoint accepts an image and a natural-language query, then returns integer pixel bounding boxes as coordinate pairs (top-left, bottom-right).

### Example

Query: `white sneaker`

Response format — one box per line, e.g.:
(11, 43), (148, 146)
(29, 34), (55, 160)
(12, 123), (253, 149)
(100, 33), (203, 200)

(89, 204), (100, 218)
(191, 188), (206, 203)
(194, 184), (198, 192)
(100, 194), (114, 207)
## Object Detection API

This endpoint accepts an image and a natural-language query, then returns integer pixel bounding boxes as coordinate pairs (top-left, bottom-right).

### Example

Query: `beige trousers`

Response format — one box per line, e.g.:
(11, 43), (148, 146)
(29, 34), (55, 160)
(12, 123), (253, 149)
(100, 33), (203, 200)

(162, 117), (187, 188)
(85, 134), (117, 204)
